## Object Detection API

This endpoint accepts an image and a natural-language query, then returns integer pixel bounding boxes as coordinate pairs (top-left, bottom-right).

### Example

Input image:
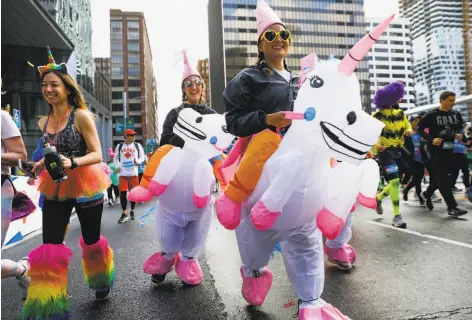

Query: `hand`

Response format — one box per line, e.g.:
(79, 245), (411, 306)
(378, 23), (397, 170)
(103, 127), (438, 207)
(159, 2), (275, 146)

(366, 150), (374, 159)
(134, 159), (139, 165)
(116, 167), (121, 173)
(265, 112), (292, 128)
(27, 177), (36, 186)
(455, 134), (463, 141)
(404, 129), (414, 137)
(432, 138), (443, 146)
(60, 155), (72, 169)
(375, 145), (386, 152)
(31, 159), (45, 175)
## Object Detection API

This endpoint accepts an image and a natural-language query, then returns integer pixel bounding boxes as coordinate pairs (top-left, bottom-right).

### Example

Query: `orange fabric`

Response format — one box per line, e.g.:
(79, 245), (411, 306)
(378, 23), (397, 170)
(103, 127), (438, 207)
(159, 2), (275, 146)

(140, 145), (174, 189)
(119, 176), (139, 192)
(212, 154), (227, 189)
(224, 129), (281, 203)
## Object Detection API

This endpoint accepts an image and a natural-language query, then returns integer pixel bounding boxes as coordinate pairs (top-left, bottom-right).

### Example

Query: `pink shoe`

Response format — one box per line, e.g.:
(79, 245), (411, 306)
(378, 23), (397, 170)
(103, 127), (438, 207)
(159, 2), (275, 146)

(143, 252), (176, 275)
(250, 201), (280, 231)
(316, 208), (345, 240)
(298, 303), (351, 320)
(324, 244), (356, 270)
(240, 267), (273, 306)
(129, 186), (153, 203)
(193, 193), (210, 209)
(215, 193), (242, 230)
(148, 180), (167, 196)
(174, 254), (203, 285)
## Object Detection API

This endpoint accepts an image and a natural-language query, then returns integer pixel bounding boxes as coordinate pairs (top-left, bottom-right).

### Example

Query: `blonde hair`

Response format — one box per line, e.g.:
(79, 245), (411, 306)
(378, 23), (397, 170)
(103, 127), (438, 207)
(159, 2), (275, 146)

(181, 76), (206, 104)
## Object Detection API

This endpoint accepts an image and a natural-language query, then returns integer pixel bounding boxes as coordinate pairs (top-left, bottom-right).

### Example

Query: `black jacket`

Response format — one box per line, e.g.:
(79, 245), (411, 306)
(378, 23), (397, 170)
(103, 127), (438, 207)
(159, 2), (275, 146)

(160, 103), (216, 148)
(223, 62), (300, 137)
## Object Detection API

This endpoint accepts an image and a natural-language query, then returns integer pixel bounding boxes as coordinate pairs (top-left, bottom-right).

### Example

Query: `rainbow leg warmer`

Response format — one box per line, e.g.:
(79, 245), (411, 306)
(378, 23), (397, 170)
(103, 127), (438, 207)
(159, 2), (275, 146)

(79, 236), (115, 294)
(22, 244), (72, 320)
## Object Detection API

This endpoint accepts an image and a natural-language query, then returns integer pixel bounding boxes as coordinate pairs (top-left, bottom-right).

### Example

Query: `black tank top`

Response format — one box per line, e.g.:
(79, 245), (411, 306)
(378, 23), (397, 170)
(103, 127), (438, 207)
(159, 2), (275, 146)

(42, 107), (87, 157)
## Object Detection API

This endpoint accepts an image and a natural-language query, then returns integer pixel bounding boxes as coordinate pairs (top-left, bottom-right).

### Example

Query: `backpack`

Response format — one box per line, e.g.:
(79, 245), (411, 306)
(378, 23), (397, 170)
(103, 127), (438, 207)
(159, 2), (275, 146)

(117, 142), (141, 161)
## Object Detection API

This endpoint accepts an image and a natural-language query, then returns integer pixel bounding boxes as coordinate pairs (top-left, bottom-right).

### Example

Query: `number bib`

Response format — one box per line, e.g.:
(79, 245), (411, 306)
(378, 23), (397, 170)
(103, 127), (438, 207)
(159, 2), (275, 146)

(384, 164), (399, 174)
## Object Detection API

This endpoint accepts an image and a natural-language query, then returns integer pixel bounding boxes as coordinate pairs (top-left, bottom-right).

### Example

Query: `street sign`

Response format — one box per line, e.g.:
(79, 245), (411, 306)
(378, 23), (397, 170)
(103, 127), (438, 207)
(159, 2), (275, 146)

(13, 109), (20, 129)
(125, 118), (134, 129)
(115, 118), (135, 135)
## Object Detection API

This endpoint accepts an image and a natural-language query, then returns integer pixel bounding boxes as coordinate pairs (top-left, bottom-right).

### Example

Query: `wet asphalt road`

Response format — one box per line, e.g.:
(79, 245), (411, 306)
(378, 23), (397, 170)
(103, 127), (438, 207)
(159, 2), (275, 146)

(2, 189), (472, 320)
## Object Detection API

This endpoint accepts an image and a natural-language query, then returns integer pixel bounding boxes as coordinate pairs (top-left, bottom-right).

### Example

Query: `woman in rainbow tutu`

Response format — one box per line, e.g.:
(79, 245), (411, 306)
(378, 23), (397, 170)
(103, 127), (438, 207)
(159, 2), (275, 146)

(23, 47), (115, 320)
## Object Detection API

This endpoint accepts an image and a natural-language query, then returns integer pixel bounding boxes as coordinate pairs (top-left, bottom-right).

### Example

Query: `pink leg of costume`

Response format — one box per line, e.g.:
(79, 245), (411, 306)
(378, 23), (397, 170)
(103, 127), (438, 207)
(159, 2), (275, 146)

(324, 213), (356, 270)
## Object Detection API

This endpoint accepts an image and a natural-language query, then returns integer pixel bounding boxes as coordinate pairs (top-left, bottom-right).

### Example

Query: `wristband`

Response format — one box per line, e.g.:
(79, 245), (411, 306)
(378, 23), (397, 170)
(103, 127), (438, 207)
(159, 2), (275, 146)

(70, 157), (78, 170)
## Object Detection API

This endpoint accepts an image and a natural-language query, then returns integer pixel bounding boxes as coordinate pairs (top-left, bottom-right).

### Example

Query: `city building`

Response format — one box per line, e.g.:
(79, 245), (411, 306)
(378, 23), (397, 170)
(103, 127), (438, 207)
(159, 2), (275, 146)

(366, 17), (416, 111)
(110, 9), (159, 147)
(197, 58), (211, 107)
(208, 0), (372, 113)
(399, 0), (472, 119)
(94, 58), (112, 113)
(2, 0), (112, 157)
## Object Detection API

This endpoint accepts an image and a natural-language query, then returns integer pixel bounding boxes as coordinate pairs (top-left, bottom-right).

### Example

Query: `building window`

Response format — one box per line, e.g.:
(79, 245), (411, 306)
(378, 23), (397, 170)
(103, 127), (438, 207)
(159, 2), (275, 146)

(112, 92), (123, 99)
(131, 115), (142, 124)
(375, 48), (388, 53)
(111, 55), (122, 64)
(128, 79), (141, 87)
(375, 65), (389, 70)
(375, 56), (389, 61)
(128, 67), (140, 76)
(112, 103), (123, 111)
(128, 91), (141, 99)
(392, 65), (406, 70)
(128, 55), (140, 64)
(111, 43), (122, 52)
(111, 20), (122, 30)
(111, 32), (122, 40)
(128, 32), (139, 40)
(128, 43), (139, 52)
(129, 103), (141, 111)
(112, 79), (124, 87)
(127, 21), (139, 29)
(112, 67), (123, 76)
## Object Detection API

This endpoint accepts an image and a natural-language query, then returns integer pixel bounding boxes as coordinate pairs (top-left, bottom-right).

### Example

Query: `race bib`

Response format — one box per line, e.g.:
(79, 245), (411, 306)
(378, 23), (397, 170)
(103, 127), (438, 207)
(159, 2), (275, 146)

(122, 160), (134, 168)
(442, 142), (453, 150)
(384, 164), (399, 174)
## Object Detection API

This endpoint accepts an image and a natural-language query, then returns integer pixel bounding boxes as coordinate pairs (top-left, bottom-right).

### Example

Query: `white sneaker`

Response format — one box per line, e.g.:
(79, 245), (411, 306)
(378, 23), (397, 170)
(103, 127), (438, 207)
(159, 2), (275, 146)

(16, 257), (30, 300)
(431, 193), (442, 202)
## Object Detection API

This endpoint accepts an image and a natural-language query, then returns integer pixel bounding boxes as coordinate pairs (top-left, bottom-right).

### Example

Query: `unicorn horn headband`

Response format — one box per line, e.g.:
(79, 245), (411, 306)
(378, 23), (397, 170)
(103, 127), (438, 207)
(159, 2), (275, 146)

(38, 46), (68, 77)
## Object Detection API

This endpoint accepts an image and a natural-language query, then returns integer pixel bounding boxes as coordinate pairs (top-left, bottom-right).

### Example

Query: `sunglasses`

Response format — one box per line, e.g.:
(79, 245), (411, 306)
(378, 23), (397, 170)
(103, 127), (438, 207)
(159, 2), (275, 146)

(184, 79), (202, 88)
(262, 29), (291, 42)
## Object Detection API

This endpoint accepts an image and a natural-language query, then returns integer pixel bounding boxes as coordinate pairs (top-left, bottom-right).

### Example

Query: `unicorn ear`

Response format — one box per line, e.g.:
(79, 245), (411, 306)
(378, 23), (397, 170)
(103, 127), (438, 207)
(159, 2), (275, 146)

(298, 52), (318, 88)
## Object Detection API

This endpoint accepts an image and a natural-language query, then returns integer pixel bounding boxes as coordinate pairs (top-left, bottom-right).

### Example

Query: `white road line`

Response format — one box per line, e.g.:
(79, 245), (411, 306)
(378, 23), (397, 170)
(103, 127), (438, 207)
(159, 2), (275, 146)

(2, 215), (79, 251)
(365, 220), (472, 249)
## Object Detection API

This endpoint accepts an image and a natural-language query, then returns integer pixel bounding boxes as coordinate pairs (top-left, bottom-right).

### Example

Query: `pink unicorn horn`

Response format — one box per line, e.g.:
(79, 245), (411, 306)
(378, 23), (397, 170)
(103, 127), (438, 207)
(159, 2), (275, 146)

(338, 14), (396, 76)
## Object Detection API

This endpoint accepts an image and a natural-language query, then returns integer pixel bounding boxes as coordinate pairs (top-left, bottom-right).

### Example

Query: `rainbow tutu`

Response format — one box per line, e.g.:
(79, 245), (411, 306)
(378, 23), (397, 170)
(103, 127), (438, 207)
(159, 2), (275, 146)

(38, 163), (111, 202)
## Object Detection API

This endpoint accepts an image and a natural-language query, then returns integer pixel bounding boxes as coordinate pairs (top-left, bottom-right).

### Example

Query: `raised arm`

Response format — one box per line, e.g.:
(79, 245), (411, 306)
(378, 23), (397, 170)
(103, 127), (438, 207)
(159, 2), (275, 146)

(148, 147), (184, 196)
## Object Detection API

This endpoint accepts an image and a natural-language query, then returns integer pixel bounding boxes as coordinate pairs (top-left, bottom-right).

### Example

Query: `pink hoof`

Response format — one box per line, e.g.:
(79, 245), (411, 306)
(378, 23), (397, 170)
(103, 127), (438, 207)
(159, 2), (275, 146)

(324, 244), (356, 264)
(358, 193), (377, 209)
(250, 201), (280, 231)
(148, 180), (167, 196)
(299, 304), (351, 320)
(129, 186), (154, 202)
(240, 267), (273, 306)
(174, 254), (203, 285)
(316, 208), (345, 240)
(215, 193), (242, 230)
(193, 193), (210, 209)
(143, 251), (176, 275)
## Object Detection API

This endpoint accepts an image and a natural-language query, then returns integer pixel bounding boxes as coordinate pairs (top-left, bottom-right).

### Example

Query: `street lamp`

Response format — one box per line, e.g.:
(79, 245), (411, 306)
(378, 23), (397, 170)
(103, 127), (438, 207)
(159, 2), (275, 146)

(122, 91), (145, 134)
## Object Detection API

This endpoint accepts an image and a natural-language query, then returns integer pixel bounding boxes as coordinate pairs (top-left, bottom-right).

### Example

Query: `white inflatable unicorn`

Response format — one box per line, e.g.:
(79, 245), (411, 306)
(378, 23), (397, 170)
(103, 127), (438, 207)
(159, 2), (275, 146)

(233, 15), (393, 320)
(129, 108), (234, 285)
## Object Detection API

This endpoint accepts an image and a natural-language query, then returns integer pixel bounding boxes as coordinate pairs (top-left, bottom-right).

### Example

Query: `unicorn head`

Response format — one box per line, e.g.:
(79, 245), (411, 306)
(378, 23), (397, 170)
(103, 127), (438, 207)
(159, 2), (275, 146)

(173, 108), (234, 159)
(286, 15), (395, 164)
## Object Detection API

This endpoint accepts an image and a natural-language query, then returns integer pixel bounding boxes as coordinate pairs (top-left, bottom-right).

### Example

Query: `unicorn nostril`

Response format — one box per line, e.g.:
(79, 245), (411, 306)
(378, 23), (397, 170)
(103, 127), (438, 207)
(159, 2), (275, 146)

(347, 111), (357, 125)
(210, 136), (218, 145)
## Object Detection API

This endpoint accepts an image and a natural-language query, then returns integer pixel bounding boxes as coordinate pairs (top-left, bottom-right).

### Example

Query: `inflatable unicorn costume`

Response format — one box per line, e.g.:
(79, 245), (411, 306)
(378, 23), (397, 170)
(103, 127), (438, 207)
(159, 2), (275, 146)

(218, 16), (394, 320)
(129, 109), (233, 285)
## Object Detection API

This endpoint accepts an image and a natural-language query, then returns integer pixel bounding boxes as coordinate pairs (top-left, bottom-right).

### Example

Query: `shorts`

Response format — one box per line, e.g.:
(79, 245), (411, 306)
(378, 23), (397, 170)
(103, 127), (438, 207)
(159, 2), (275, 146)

(378, 148), (410, 181)
(119, 176), (139, 192)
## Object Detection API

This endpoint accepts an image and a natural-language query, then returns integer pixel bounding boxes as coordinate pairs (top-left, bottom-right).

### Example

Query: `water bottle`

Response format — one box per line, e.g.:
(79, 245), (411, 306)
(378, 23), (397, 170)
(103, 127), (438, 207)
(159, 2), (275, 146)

(43, 143), (68, 183)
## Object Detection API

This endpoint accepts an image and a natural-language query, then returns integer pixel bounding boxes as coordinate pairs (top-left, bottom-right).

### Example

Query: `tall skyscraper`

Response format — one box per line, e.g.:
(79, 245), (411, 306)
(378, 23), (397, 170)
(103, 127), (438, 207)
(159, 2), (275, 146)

(197, 58), (211, 106)
(208, 0), (372, 113)
(110, 9), (159, 146)
(367, 17), (416, 110)
(94, 58), (112, 113)
(399, 0), (472, 113)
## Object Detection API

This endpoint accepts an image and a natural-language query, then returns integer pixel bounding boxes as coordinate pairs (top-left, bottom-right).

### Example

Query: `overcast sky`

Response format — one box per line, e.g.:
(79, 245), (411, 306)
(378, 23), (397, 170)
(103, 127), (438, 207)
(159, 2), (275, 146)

(90, 0), (400, 132)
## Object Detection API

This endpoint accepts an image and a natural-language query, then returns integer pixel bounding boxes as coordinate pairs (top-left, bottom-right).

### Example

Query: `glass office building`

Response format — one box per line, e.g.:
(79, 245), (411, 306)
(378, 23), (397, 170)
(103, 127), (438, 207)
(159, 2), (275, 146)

(209, 0), (372, 113)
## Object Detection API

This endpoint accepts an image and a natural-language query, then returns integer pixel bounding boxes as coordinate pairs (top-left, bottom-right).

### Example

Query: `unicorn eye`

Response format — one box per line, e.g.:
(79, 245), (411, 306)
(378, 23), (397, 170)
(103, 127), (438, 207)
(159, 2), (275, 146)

(222, 125), (229, 133)
(196, 117), (203, 123)
(309, 76), (324, 88)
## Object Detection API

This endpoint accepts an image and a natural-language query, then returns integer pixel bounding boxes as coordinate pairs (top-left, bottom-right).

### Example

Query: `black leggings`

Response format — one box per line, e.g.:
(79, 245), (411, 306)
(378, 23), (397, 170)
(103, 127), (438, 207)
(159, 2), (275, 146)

(107, 185), (119, 200)
(120, 192), (135, 212)
(424, 152), (457, 210)
(450, 153), (470, 189)
(405, 161), (425, 198)
(42, 199), (103, 245)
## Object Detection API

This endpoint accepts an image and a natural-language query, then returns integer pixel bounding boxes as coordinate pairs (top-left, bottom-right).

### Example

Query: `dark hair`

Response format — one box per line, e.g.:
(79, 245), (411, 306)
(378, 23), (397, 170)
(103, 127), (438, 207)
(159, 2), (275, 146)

(439, 91), (456, 102)
(181, 76), (206, 104)
(41, 70), (88, 115)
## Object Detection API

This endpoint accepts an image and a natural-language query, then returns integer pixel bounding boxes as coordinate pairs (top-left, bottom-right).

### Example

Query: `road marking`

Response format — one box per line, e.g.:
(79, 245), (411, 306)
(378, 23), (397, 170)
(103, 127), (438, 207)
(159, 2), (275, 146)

(365, 220), (472, 249)
(2, 215), (79, 251)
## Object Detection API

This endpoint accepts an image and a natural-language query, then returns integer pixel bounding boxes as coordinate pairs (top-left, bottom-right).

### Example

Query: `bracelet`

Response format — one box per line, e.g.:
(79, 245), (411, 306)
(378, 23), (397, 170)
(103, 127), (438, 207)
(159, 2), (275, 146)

(70, 157), (78, 170)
